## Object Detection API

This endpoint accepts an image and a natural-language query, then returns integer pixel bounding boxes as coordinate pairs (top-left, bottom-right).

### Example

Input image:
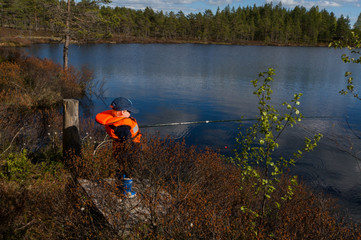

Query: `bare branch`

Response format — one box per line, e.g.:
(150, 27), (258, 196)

(1, 127), (24, 156)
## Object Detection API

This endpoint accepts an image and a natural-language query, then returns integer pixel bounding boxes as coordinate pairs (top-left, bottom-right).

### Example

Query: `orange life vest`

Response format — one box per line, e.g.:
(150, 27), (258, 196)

(96, 110), (141, 143)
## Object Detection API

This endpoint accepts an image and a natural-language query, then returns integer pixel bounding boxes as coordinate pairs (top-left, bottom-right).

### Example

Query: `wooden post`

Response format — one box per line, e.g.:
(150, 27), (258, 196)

(63, 99), (81, 159)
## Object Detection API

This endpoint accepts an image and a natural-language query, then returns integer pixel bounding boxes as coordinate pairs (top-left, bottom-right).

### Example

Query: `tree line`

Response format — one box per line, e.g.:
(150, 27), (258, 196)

(0, 0), (356, 44)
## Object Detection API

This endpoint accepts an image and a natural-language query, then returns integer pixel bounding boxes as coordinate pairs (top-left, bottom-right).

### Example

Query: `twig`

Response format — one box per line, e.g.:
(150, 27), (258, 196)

(93, 137), (112, 156)
(10, 82), (28, 93)
(15, 219), (37, 232)
(1, 127), (24, 156)
(299, 121), (361, 175)
(345, 117), (361, 140)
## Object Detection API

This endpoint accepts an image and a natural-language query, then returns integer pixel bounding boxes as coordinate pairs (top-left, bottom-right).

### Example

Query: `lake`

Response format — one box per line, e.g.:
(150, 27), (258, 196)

(24, 43), (361, 221)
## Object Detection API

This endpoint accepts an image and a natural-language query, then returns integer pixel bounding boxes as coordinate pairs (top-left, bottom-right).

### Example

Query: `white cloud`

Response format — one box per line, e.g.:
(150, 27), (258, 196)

(110, 0), (200, 12)
(318, 1), (341, 7)
(339, 0), (358, 2)
(110, 0), (243, 11)
(267, 0), (361, 8)
(208, 0), (236, 5)
(110, 0), (199, 6)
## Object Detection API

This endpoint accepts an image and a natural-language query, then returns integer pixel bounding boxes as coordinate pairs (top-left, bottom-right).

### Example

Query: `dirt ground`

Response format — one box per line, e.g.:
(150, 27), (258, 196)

(0, 27), (61, 46)
(0, 26), (328, 47)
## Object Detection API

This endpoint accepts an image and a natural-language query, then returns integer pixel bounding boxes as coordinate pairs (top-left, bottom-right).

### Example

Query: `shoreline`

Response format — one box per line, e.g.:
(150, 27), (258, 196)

(0, 27), (330, 47)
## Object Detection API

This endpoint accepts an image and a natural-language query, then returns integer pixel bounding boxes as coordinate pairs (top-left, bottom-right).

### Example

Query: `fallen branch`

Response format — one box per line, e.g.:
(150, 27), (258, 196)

(1, 127), (24, 156)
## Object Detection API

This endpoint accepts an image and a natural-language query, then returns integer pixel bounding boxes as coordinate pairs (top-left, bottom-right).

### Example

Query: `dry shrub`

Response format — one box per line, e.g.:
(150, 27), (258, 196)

(0, 165), (115, 240)
(274, 180), (361, 240)
(73, 131), (361, 239)
(0, 48), (116, 239)
(73, 134), (247, 238)
(1, 125), (361, 239)
(0, 48), (93, 153)
(0, 48), (90, 108)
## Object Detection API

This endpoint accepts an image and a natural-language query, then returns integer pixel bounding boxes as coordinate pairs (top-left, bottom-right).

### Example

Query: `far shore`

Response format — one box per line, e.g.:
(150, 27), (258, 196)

(0, 27), (330, 47)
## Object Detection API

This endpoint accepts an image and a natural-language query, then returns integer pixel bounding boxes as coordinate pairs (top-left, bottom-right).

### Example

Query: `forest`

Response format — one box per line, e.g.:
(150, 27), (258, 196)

(0, 0), (358, 45)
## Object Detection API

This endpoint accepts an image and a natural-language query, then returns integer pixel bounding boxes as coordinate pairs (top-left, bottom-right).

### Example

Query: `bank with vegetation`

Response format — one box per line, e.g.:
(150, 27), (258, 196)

(0, 1), (360, 47)
(2, 1), (361, 238)
(1, 47), (361, 239)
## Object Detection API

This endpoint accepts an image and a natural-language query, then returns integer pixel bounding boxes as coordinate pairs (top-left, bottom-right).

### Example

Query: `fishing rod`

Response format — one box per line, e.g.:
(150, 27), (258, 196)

(139, 116), (342, 128)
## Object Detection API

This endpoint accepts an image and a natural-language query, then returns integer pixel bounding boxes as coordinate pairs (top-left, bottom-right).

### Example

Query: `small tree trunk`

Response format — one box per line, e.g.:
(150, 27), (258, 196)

(63, 0), (71, 71)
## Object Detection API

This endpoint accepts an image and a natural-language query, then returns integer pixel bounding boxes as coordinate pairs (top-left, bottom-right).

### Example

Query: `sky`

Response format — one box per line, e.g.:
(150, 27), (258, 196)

(107, 0), (361, 26)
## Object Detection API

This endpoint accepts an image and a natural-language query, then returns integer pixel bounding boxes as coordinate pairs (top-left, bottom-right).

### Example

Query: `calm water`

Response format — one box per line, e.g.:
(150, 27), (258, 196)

(25, 44), (361, 220)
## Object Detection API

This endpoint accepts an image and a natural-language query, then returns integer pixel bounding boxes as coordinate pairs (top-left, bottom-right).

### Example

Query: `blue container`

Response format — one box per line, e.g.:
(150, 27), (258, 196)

(117, 178), (136, 198)
(123, 178), (133, 191)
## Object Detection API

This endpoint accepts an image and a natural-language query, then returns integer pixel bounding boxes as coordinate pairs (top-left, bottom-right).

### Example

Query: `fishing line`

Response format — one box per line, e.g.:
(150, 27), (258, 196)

(139, 116), (342, 128)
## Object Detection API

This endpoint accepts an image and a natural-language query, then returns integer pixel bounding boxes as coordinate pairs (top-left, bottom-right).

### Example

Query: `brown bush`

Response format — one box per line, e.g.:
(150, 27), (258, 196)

(1, 127), (361, 239)
(0, 149), (117, 240)
(0, 48), (93, 153)
(274, 181), (361, 240)
(70, 131), (361, 239)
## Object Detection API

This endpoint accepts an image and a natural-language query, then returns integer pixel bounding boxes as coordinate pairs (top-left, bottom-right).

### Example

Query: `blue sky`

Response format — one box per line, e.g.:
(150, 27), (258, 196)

(108, 0), (361, 26)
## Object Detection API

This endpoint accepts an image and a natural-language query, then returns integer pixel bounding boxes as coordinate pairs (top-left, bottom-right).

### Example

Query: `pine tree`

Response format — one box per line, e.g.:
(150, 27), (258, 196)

(354, 13), (361, 31)
(335, 14), (350, 40)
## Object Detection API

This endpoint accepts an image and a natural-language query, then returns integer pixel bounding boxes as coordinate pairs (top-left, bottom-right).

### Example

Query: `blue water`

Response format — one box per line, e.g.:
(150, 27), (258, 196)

(24, 43), (361, 221)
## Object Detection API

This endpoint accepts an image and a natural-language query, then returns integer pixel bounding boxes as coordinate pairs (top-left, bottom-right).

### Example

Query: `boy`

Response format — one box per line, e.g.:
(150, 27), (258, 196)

(96, 97), (141, 198)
